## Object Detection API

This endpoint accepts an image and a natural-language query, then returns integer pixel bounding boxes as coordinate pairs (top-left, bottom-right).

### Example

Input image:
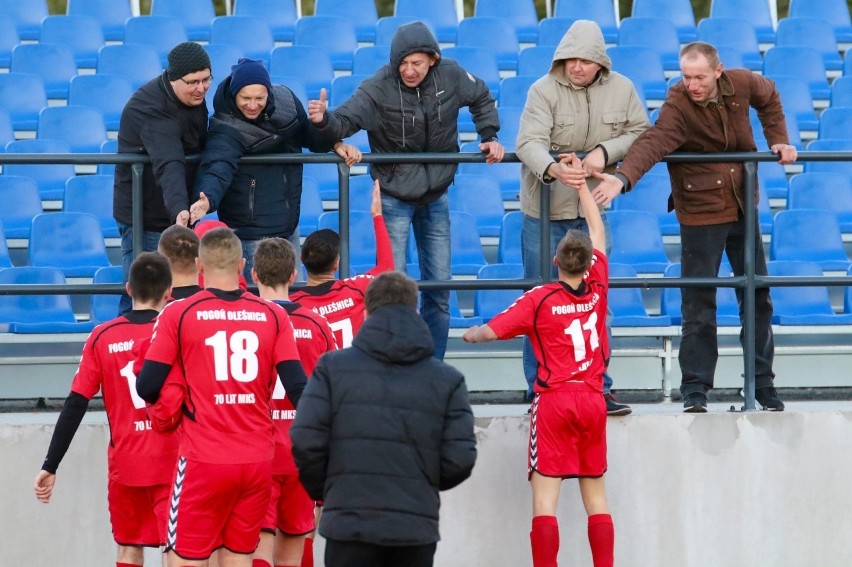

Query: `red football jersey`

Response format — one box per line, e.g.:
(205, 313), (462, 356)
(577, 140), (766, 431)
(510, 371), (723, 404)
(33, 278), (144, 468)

(144, 289), (300, 464)
(70, 310), (179, 486)
(270, 300), (337, 474)
(488, 251), (610, 393)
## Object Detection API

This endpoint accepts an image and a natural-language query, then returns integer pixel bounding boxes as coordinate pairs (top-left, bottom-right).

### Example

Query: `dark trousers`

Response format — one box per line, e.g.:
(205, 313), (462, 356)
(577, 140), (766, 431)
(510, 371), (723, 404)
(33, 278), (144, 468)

(325, 539), (437, 567)
(678, 213), (775, 395)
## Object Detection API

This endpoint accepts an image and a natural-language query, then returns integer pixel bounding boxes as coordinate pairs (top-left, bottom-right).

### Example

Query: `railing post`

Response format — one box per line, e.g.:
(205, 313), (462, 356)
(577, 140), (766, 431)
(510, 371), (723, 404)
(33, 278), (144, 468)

(337, 163), (351, 278)
(131, 163), (145, 262)
(539, 181), (552, 282)
(742, 160), (758, 411)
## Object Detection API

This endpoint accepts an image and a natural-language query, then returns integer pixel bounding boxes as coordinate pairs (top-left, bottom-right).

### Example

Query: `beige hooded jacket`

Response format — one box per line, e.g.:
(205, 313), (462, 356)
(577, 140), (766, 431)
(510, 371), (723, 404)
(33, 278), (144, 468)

(515, 20), (649, 219)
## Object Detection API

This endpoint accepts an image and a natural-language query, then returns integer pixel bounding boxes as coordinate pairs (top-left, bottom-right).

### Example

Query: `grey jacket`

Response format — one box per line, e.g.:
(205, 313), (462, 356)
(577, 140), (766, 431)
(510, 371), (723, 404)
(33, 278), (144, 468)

(516, 20), (649, 220)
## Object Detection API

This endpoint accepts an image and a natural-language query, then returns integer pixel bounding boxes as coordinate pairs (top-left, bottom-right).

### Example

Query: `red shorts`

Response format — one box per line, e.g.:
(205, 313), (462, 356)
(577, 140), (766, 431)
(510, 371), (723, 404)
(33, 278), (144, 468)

(108, 479), (170, 547)
(528, 386), (607, 478)
(262, 473), (315, 535)
(166, 457), (272, 560)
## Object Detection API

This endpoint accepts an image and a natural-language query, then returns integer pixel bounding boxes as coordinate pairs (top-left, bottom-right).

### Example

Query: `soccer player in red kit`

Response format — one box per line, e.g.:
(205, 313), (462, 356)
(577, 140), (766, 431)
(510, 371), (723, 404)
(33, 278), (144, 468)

(158, 224), (202, 300)
(136, 227), (309, 567)
(464, 154), (615, 567)
(251, 237), (337, 567)
(34, 252), (177, 567)
(290, 180), (393, 347)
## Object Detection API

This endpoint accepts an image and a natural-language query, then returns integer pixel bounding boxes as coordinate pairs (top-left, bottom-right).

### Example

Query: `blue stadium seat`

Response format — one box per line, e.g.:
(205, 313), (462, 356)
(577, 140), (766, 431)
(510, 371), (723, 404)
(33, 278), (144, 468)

(631, 0), (697, 42)
(10, 43), (77, 100)
(68, 74), (135, 131)
(696, 17), (763, 72)
(618, 17), (682, 72)
(771, 209), (851, 271)
(537, 18), (577, 47)
(611, 173), (679, 236)
(498, 211), (523, 264)
(457, 17), (520, 72)
(123, 16), (189, 68)
(40, 15), (105, 69)
(714, 46), (746, 71)
(0, 16), (19, 69)
(660, 262), (740, 326)
(315, 0), (378, 43)
(759, 160), (789, 200)
(0, 108), (13, 152)
(64, 175), (119, 238)
(342, 174), (374, 211)
(474, 0), (538, 43)
(317, 210), (380, 274)
(29, 212), (112, 277)
(0, 0), (48, 41)
(38, 106), (108, 154)
(0, 176), (43, 239)
(517, 46), (555, 79)
(0, 267), (95, 334)
(449, 174), (505, 237)
(776, 17), (843, 72)
(295, 16), (357, 72)
(97, 44), (164, 91)
(499, 75), (537, 108)
(303, 163), (342, 201)
(449, 290), (482, 328)
(270, 46), (334, 100)
(393, 0), (457, 43)
(607, 210), (671, 273)
(210, 16), (274, 66)
(749, 108), (802, 151)
(709, 0), (775, 44)
(770, 76), (819, 134)
(788, 0), (852, 44)
(495, 106), (522, 151)
(298, 177), (323, 236)
(66, 0), (131, 42)
(764, 47), (830, 101)
(98, 139), (117, 176)
(234, 0), (297, 43)
(375, 16), (430, 45)
(553, 0), (618, 43)
(438, 46), (500, 98)
(845, 265), (852, 315)
(818, 108), (852, 141)
(767, 260), (852, 325)
(352, 46), (390, 77)
(90, 265), (123, 324)
(458, 141), (522, 201)
(450, 211), (488, 276)
(150, 0), (215, 41)
(0, 73), (47, 131)
(202, 43), (244, 112)
(830, 76), (852, 108)
(804, 139), (852, 179)
(330, 75), (367, 109)
(607, 46), (668, 101)
(609, 263), (672, 327)
(0, 221), (12, 268)
(4, 140), (76, 201)
(787, 172), (852, 233)
(473, 263), (525, 321)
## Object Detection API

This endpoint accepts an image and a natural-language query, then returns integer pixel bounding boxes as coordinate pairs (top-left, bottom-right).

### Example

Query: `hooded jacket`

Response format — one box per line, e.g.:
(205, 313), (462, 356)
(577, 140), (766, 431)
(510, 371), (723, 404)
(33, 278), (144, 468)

(290, 304), (477, 546)
(515, 20), (649, 220)
(314, 22), (500, 205)
(113, 72), (209, 231)
(194, 77), (338, 240)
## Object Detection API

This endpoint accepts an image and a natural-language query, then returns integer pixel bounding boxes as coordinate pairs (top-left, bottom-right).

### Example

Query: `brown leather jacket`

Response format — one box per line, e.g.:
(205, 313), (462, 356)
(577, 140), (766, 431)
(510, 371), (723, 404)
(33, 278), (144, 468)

(617, 69), (789, 226)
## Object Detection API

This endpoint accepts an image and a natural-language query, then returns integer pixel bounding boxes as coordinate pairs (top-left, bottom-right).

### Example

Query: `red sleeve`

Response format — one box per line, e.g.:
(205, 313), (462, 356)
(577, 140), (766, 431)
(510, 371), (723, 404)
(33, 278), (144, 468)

(586, 250), (609, 288)
(367, 215), (395, 275)
(69, 334), (102, 399)
(144, 303), (180, 366)
(486, 292), (535, 340)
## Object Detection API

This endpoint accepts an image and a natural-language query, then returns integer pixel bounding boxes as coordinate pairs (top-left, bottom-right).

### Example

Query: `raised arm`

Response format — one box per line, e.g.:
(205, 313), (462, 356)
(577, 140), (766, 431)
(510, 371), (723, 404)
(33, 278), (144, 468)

(368, 180), (395, 274)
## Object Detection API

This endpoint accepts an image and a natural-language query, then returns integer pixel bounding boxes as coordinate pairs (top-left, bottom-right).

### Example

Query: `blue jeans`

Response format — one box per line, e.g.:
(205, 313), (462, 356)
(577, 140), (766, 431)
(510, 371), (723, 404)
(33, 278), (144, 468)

(241, 230), (301, 282)
(381, 192), (450, 360)
(117, 222), (162, 315)
(520, 214), (614, 398)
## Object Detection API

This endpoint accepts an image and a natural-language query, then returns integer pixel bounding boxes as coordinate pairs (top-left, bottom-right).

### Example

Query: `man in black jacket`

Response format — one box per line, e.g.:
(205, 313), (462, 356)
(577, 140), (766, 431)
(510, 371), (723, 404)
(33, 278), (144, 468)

(291, 271), (477, 567)
(113, 41), (211, 314)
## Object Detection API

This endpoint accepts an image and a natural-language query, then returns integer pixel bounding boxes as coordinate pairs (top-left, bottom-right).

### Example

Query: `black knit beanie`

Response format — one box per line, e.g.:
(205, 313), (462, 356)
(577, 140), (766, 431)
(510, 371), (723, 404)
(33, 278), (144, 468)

(229, 58), (272, 96)
(167, 42), (211, 81)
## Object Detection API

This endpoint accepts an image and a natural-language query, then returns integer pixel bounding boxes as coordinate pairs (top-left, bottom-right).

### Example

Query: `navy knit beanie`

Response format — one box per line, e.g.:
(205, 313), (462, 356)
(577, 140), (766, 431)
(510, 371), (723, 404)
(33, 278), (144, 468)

(166, 42), (211, 81)
(229, 58), (272, 96)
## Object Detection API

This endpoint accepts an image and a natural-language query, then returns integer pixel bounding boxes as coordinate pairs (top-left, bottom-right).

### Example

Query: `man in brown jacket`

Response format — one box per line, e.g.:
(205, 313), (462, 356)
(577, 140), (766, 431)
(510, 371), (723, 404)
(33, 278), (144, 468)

(594, 42), (797, 413)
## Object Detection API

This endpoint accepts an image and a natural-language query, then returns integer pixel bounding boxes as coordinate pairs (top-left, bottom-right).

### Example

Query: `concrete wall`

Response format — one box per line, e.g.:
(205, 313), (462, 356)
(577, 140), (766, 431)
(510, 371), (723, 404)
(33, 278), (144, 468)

(3, 404), (852, 566)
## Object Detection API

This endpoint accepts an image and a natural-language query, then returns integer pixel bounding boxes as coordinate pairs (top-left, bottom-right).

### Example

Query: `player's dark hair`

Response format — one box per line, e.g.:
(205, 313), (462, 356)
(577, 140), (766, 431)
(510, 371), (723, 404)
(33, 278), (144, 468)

(128, 252), (172, 304)
(301, 228), (340, 275)
(157, 225), (199, 274)
(199, 227), (243, 271)
(365, 271), (418, 313)
(253, 237), (295, 287)
(555, 229), (593, 276)
(680, 41), (720, 68)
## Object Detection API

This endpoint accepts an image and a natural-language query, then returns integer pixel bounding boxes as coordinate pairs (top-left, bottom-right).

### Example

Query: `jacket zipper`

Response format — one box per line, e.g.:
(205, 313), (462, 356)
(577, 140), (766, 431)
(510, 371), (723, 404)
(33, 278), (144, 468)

(249, 178), (256, 220)
(417, 87), (433, 190)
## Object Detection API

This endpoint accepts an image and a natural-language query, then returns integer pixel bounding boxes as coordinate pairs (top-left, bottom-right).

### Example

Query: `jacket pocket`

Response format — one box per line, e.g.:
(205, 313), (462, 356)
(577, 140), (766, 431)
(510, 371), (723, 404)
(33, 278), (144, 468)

(681, 174), (727, 213)
(551, 113), (576, 148)
(601, 110), (627, 138)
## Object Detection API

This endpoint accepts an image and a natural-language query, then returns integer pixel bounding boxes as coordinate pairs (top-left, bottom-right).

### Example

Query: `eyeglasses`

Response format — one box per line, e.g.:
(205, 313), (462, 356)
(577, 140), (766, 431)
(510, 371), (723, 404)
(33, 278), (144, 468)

(179, 75), (214, 88)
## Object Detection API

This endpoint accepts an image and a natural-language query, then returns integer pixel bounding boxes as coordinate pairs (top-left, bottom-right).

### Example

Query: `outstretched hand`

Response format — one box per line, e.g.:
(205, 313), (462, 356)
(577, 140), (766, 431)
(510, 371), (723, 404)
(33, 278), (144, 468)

(370, 179), (383, 217)
(189, 192), (210, 224)
(308, 88), (328, 125)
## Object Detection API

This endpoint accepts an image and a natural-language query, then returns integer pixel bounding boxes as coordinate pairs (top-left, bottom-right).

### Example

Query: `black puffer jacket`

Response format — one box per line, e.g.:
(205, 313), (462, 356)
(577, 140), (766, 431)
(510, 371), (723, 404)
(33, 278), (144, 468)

(290, 304), (477, 546)
(194, 78), (338, 240)
(314, 21), (500, 205)
(113, 72), (208, 231)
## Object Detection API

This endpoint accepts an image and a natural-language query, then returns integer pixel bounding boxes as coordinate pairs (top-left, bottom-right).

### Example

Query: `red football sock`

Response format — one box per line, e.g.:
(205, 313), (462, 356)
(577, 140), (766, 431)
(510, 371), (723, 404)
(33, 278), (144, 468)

(300, 537), (314, 567)
(588, 514), (614, 567)
(252, 560), (272, 567)
(530, 515), (559, 567)
(275, 565), (300, 567)
(116, 563), (139, 567)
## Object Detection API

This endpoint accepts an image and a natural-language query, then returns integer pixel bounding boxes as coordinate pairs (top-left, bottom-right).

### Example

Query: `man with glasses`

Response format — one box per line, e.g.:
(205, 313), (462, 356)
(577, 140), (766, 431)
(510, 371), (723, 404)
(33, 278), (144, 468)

(113, 41), (212, 314)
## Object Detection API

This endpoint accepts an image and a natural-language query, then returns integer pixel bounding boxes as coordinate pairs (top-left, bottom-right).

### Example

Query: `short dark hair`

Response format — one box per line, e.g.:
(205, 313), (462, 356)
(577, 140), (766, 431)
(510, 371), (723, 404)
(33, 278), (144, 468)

(301, 229), (340, 275)
(680, 41), (720, 68)
(199, 227), (243, 271)
(555, 229), (593, 276)
(252, 238), (296, 287)
(158, 225), (199, 273)
(128, 252), (172, 304)
(365, 271), (419, 313)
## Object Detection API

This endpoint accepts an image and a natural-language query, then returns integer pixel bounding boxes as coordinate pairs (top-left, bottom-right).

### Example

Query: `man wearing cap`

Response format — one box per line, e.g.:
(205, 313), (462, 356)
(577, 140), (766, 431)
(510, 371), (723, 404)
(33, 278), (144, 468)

(189, 58), (360, 278)
(113, 41), (212, 314)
